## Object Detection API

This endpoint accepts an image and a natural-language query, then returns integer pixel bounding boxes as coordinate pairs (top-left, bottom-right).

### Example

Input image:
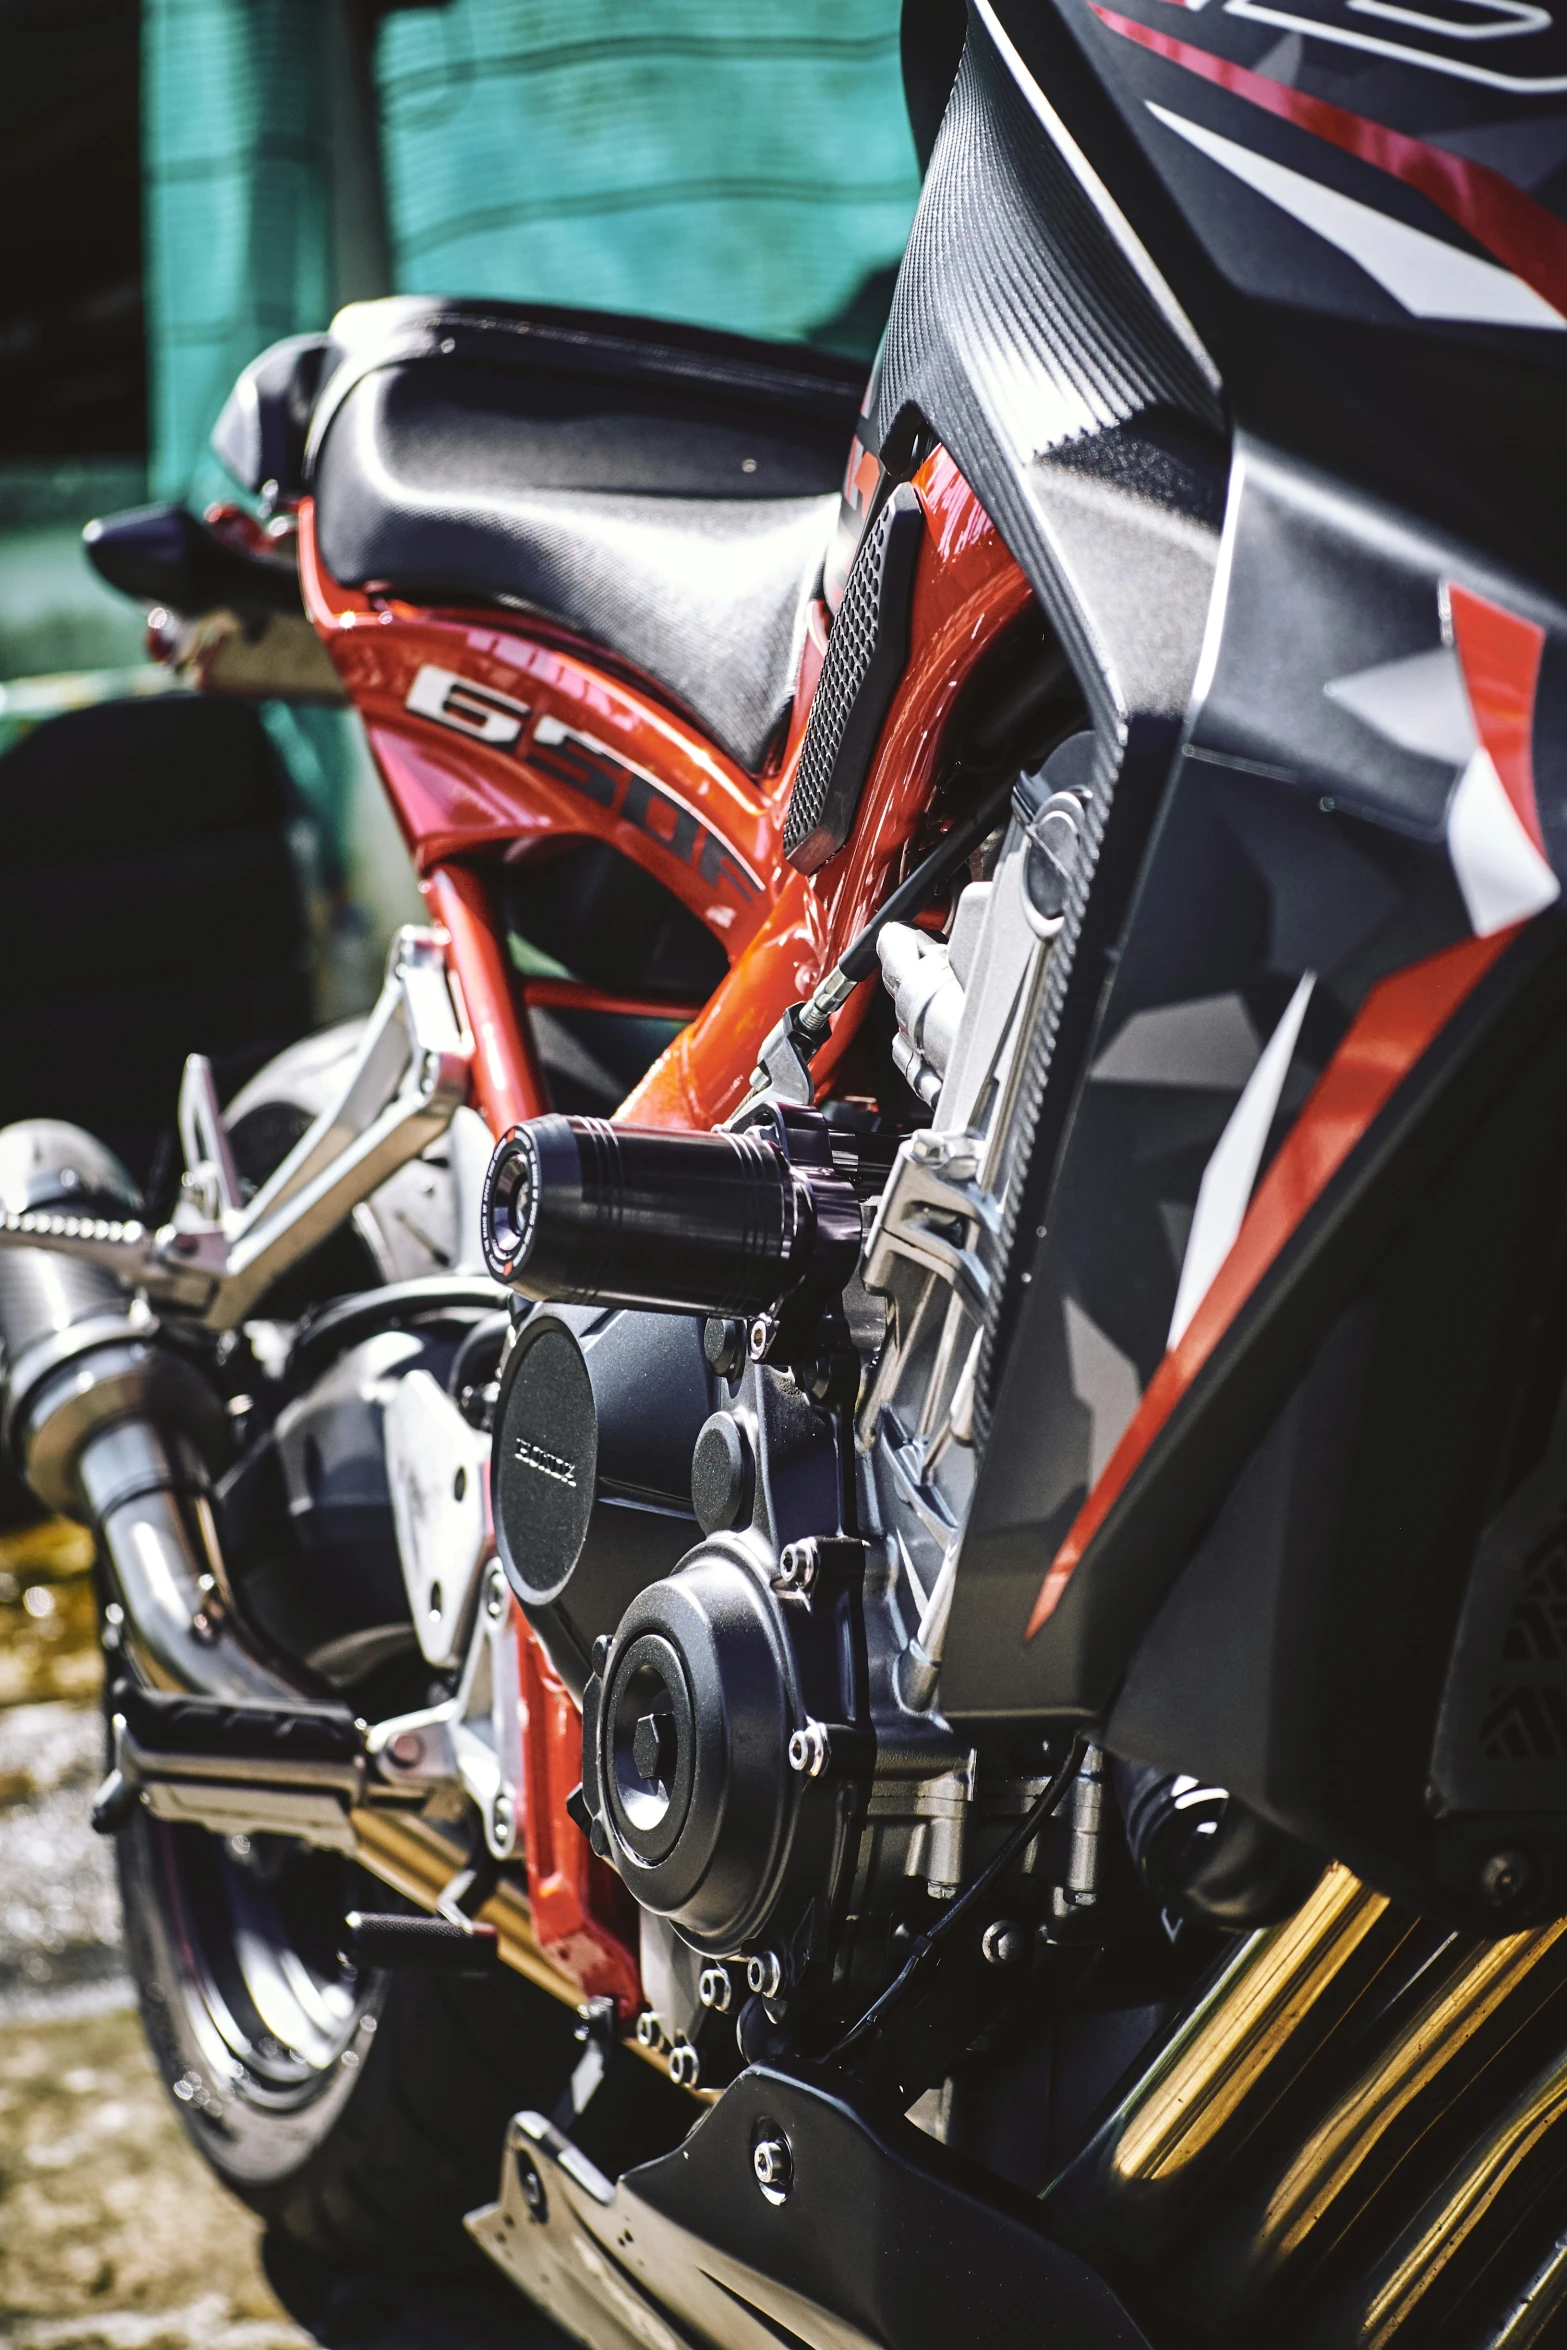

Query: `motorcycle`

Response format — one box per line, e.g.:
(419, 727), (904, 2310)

(7, 0), (1567, 2338)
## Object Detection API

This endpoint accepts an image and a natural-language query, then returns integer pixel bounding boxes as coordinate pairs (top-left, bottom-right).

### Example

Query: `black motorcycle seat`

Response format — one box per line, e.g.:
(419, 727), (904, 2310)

(297, 300), (864, 774)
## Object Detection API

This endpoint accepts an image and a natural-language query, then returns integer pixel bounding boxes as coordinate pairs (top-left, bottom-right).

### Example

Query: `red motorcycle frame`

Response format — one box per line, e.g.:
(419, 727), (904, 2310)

(296, 445), (1032, 2019)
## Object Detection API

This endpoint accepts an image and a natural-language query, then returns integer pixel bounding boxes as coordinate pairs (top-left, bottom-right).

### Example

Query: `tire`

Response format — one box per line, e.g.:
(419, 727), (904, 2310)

(114, 1024), (575, 2276)
(117, 1814), (578, 2275)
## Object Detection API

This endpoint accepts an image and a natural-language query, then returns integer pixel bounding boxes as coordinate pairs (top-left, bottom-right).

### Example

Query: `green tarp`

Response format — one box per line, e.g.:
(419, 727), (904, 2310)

(144, 0), (920, 504)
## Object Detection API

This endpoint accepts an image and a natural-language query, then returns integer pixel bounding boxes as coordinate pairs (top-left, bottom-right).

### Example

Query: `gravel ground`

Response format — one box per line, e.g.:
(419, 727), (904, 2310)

(0, 1523), (564, 2350)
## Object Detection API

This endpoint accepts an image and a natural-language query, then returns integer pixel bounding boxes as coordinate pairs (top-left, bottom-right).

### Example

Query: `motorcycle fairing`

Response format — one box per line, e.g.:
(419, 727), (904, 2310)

(943, 433), (1567, 1913)
(990, 0), (1567, 587)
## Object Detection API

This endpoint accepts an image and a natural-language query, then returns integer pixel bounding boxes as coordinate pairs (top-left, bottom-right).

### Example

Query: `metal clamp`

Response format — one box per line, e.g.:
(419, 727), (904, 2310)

(861, 1129), (998, 1323)
(0, 927), (471, 1327)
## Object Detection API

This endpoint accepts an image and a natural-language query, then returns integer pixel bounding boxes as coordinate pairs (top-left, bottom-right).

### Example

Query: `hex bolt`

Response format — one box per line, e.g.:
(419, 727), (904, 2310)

(753, 2135), (793, 2201)
(747, 1950), (784, 1999)
(698, 1965), (733, 2014)
(491, 1791), (514, 1848)
(908, 1129), (979, 1178)
(981, 1918), (1026, 1967)
(748, 1313), (777, 1363)
(788, 1722), (830, 1778)
(774, 1540), (820, 1597)
(634, 2010), (665, 2050)
(485, 1567), (508, 1620)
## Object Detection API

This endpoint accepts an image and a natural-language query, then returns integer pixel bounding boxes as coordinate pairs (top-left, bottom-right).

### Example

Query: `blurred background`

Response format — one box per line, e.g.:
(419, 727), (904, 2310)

(0, 5), (917, 2341)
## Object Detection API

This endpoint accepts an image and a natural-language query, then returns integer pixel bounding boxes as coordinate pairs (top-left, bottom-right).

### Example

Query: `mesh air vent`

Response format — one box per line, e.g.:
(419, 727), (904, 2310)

(782, 482), (926, 874)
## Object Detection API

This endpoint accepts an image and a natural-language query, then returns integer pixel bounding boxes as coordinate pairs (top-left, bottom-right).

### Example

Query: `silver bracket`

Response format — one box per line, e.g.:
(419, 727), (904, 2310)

(0, 927), (472, 1328)
(861, 1130), (997, 1323)
(366, 1560), (524, 1860)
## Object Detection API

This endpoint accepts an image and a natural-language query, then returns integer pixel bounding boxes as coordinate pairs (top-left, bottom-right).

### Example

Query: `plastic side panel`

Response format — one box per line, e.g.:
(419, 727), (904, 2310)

(949, 435), (1567, 1730)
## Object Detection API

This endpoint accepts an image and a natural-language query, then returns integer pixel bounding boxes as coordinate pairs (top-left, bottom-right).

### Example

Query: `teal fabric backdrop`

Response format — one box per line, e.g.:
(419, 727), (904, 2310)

(143, 0), (920, 505)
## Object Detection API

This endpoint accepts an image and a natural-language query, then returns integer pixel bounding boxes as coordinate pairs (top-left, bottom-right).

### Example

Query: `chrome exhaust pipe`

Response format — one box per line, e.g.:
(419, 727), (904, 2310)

(0, 1119), (299, 1709)
(76, 1417), (295, 1703)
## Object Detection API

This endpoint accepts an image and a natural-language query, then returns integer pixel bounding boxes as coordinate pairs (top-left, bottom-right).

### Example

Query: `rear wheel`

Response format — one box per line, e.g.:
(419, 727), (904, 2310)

(117, 1814), (578, 2273)
(114, 1024), (576, 2277)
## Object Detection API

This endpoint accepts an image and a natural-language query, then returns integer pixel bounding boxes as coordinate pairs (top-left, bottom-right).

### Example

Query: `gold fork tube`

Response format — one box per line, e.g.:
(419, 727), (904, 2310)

(1046, 1864), (1411, 2265)
(1191, 1921), (1567, 2327)
(1316, 2033), (1567, 2348)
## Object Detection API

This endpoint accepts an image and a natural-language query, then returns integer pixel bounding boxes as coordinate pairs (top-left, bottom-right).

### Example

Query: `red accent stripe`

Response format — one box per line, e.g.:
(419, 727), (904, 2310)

(1448, 582), (1548, 856)
(1091, 5), (1567, 320)
(1026, 928), (1516, 1637)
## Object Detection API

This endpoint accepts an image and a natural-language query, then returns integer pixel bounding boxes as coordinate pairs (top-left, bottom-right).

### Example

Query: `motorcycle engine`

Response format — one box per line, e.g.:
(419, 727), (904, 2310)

(483, 767), (1314, 2091)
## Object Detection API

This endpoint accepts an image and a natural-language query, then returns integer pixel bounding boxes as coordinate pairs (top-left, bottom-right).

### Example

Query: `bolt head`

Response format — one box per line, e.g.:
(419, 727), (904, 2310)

(1480, 1848), (1532, 1907)
(485, 1568), (508, 1620)
(387, 1729), (425, 1769)
(788, 1722), (829, 1777)
(635, 2010), (663, 2049)
(668, 2041), (701, 2090)
(747, 1950), (784, 2000)
(491, 1792), (514, 1844)
(632, 1710), (677, 1783)
(981, 1919), (1026, 1967)
(775, 1539), (819, 1595)
(698, 1965), (732, 2013)
(753, 2134), (793, 2200)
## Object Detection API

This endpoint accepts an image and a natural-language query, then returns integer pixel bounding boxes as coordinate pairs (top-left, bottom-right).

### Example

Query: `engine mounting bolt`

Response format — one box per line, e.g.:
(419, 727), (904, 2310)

(753, 2134), (793, 2201)
(748, 1313), (778, 1363)
(698, 1965), (733, 2013)
(635, 2010), (665, 2050)
(774, 1540), (820, 1596)
(485, 1568), (508, 1620)
(1480, 1848), (1533, 1907)
(387, 1730), (425, 1769)
(668, 2040), (701, 2089)
(981, 1919), (1026, 1967)
(788, 1722), (830, 1777)
(747, 1950), (784, 1999)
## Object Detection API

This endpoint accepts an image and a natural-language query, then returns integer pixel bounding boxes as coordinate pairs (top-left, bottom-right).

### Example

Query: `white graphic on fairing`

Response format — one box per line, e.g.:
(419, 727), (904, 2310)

(1168, 972), (1316, 1348)
(1147, 103), (1567, 327)
(1446, 747), (1562, 932)
(1324, 645), (1479, 764)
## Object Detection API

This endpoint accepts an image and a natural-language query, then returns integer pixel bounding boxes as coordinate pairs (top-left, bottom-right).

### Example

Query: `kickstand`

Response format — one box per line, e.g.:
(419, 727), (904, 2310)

(550, 1995), (618, 2133)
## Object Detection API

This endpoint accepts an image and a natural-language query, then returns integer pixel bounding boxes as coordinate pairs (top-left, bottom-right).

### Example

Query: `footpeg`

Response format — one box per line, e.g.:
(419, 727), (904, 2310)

(105, 1681), (368, 1852)
(342, 1911), (500, 1974)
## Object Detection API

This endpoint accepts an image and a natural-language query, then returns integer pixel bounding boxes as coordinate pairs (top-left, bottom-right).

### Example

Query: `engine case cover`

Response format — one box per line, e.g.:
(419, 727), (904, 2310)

(491, 1305), (712, 1700)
